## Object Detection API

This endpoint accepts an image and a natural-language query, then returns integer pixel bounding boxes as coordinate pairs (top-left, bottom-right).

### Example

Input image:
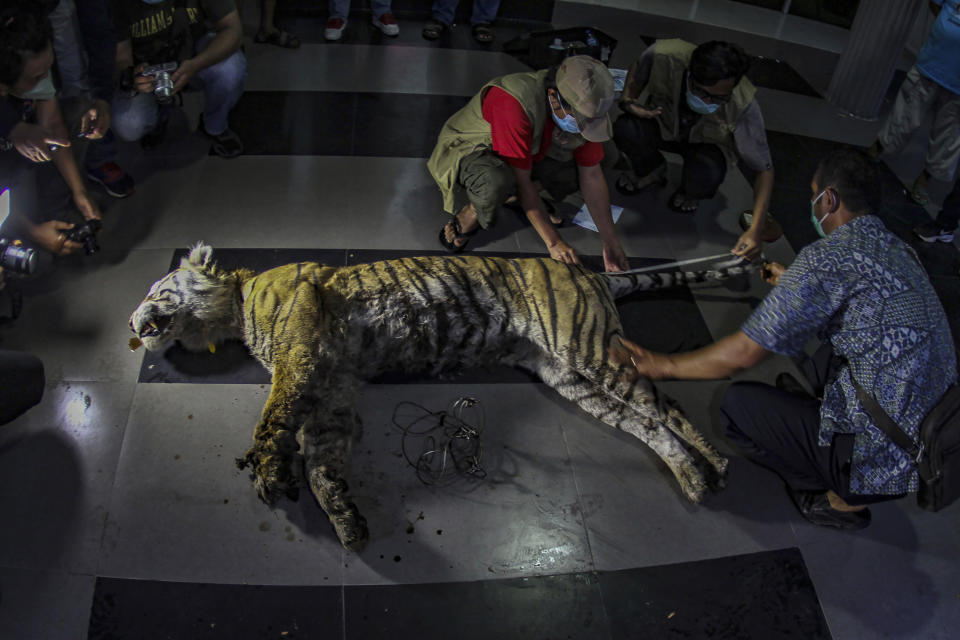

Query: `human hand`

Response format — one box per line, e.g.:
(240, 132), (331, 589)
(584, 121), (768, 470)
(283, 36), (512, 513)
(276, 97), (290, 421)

(171, 59), (199, 94)
(621, 99), (663, 119)
(760, 261), (785, 286)
(9, 121), (70, 162)
(133, 63), (157, 94)
(607, 336), (672, 380)
(547, 240), (580, 265)
(73, 190), (101, 221)
(80, 99), (112, 139)
(731, 226), (762, 259)
(602, 241), (629, 272)
(29, 220), (81, 255)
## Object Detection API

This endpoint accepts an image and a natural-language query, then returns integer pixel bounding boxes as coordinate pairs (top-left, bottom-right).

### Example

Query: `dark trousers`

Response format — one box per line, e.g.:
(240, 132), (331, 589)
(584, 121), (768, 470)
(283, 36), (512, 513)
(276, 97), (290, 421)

(721, 345), (904, 506)
(0, 350), (44, 425)
(457, 151), (584, 229)
(935, 174), (960, 231)
(612, 113), (727, 199)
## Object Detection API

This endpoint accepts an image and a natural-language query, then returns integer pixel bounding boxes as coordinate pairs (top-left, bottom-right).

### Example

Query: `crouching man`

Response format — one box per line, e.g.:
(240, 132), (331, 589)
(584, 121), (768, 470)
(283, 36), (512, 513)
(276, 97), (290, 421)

(428, 55), (629, 272)
(612, 149), (956, 529)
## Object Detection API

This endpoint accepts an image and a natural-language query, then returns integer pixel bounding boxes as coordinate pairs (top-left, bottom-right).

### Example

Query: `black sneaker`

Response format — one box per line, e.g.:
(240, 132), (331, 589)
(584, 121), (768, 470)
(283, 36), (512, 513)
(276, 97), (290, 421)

(913, 221), (955, 243)
(86, 162), (135, 198)
(199, 114), (243, 158)
(786, 486), (871, 530)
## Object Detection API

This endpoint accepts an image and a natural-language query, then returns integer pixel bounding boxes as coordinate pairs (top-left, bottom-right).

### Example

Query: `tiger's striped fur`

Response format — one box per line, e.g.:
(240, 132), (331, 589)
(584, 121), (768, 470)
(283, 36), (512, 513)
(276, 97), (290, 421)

(130, 244), (743, 551)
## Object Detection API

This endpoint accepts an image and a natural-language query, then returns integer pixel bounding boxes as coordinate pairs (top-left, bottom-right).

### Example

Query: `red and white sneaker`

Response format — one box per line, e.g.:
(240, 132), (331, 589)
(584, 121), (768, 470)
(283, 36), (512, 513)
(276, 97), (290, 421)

(325, 17), (347, 41)
(372, 12), (399, 36)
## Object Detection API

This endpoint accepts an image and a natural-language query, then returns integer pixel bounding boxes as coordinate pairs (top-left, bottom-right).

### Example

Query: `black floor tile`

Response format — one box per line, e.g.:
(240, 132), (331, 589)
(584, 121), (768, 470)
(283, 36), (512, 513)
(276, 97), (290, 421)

(278, 0), (555, 23)
(344, 572), (608, 640)
(137, 249), (714, 384)
(352, 93), (469, 158)
(87, 578), (343, 640)
(271, 14), (551, 51)
(228, 92), (356, 156)
(598, 548), (832, 640)
(230, 91), (468, 158)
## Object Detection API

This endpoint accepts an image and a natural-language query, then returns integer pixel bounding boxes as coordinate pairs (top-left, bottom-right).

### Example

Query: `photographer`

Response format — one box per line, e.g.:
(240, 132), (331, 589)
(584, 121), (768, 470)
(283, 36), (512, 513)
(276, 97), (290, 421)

(0, 269), (45, 425)
(0, 3), (101, 255)
(111, 0), (246, 158)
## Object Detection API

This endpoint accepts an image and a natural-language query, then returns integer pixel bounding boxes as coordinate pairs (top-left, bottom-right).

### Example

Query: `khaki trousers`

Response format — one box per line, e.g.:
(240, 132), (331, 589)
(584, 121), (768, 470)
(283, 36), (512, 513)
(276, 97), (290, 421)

(878, 65), (960, 181)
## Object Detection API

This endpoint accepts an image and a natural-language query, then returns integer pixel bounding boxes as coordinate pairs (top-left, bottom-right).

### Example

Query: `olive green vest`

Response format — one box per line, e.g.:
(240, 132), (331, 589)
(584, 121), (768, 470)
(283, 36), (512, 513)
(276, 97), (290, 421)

(641, 39), (757, 166)
(427, 69), (587, 214)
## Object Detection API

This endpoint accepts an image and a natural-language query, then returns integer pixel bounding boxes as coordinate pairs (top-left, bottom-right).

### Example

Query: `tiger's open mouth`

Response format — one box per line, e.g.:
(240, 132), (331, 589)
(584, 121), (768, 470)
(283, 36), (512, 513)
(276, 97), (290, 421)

(137, 315), (173, 338)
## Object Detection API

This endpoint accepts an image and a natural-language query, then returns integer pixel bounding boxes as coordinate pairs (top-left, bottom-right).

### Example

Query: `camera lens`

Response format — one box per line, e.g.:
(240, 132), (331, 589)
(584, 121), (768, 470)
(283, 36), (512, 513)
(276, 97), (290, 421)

(0, 243), (38, 275)
(154, 71), (174, 103)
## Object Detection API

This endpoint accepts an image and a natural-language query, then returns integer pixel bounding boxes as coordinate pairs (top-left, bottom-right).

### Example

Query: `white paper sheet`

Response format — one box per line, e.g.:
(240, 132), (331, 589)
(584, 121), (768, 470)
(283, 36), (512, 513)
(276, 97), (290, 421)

(571, 203), (623, 232)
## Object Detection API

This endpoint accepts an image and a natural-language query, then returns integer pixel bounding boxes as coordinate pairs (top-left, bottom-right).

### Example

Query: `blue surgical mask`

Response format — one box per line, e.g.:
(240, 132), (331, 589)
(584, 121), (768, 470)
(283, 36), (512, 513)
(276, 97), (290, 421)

(810, 190), (831, 237)
(685, 77), (720, 115)
(549, 93), (581, 134)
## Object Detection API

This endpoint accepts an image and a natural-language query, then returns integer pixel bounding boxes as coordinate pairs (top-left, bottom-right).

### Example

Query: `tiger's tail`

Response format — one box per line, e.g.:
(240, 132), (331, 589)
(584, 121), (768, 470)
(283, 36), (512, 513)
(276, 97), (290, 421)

(602, 255), (759, 299)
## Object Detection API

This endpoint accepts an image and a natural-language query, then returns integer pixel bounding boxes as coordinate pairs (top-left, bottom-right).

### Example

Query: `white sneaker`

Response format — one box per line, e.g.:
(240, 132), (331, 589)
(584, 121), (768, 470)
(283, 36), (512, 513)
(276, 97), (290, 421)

(325, 17), (347, 41)
(372, 12), (400, 37)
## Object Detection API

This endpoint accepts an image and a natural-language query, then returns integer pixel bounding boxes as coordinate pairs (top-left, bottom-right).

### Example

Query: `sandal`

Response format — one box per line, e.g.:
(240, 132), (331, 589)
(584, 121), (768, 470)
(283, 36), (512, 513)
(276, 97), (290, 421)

(254, 28), (301, 49)
(471, 23), (494, 44)
(667, 189), (699, 214)
(615, 164), (667, 196)
(438, 217), (479, 253)
(909, 183), (930, 206)
(422, 18), (448, 41)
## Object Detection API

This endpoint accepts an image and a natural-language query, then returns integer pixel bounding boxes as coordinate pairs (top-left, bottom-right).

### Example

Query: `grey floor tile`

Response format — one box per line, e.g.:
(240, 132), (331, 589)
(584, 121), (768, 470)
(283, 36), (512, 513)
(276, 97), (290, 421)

(343, 384), (594, 585)
(0, 566), (95, 640)
(795, 499), (960, 640)
(0, 381), (135, 574)
(561, 379), (799, 571)
(98, 384), (344, 585)
(5, 249), (176, 384)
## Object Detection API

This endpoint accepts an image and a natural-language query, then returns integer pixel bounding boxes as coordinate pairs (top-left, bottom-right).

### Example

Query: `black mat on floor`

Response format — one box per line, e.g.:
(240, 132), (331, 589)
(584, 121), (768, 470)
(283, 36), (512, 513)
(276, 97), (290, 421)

(87, 548), (830, 639)
(137, 248), (715, 384)
(277, 0), (555, 23)
(266, 14), (550, 51)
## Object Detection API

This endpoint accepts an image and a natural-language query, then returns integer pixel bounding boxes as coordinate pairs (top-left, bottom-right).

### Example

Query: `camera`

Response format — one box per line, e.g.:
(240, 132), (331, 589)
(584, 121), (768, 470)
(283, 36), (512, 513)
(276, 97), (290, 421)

(65, 219), (101, 256)
(122, 62), (178, 104)
(0, 238), (37, 275)
(141, 62), (178, 104)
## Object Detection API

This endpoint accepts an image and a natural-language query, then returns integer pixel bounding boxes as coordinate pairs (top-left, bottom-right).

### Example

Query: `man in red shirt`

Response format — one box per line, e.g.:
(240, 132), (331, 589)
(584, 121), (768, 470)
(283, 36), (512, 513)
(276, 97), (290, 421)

(427, 56), (629, 272)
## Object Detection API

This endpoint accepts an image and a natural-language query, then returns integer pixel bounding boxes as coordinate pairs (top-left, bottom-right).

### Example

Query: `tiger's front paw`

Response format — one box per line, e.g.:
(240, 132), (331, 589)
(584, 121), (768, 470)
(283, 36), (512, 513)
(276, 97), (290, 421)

(240, 429), (301, 504)
(333, 507), (369, 553)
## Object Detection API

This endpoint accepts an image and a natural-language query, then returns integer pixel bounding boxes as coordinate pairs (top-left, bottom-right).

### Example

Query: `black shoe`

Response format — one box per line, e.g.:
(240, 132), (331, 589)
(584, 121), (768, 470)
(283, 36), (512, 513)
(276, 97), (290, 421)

(775, 372), (810, 397)
(786, 487), (871, 530)
(140, 115), (168, 150)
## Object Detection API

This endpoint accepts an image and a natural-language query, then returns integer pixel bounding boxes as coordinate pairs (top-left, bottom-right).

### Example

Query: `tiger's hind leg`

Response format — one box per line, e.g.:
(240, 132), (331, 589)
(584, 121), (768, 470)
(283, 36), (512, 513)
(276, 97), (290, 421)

(300, 402), (369, 552)
(603, 366), (729, 489)
(534, 358), (709, 503)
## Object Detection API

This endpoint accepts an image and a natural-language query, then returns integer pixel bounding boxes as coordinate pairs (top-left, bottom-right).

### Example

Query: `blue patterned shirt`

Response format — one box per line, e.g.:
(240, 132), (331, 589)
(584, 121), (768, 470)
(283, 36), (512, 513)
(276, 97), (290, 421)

(742, 216), (956, 495)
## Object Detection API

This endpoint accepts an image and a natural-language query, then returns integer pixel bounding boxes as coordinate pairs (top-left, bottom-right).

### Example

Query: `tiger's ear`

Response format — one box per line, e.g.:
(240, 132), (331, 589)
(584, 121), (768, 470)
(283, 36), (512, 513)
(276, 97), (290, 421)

(182, 242), (215, 271)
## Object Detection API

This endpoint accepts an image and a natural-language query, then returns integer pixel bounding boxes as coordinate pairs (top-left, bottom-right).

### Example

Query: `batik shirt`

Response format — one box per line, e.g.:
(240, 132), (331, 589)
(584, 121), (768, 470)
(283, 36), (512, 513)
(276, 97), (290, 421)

(741, 215), (956, 495)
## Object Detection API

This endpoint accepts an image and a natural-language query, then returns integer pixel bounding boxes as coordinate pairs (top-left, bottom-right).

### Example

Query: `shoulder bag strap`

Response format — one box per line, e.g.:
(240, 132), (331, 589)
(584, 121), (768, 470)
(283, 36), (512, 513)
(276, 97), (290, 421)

(851, 376), (924, 463)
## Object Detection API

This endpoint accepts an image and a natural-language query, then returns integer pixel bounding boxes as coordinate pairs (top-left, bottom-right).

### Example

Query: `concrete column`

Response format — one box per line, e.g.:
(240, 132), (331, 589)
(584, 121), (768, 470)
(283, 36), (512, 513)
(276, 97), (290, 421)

(826, 0), (926, 119)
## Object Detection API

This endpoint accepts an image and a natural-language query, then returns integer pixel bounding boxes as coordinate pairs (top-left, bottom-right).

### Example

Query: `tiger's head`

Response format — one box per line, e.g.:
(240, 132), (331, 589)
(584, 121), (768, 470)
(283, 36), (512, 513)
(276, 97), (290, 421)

(129, 243), (244, 352)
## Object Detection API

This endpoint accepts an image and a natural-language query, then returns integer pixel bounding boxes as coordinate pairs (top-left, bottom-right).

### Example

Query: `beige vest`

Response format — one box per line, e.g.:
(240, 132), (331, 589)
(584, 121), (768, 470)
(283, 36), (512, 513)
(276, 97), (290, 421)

(641, 39), (757, 166)
(427, 69), (587, 213)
